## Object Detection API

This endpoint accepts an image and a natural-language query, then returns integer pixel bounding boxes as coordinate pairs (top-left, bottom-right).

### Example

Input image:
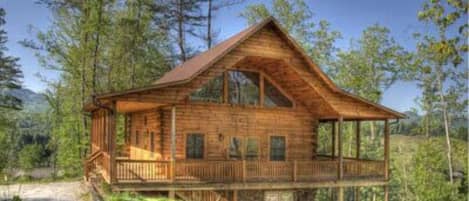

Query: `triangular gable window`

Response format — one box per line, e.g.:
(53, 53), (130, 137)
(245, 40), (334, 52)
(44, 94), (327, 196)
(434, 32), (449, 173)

(189, 75), (223, 103)
(264, 79), (293, 108)
(189, 70), (293, 108)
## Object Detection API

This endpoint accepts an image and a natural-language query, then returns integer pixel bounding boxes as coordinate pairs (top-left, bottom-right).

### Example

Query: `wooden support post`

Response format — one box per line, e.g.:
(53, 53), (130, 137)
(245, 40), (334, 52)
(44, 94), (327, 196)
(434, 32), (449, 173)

(109, 101), (117, 184)
(384, 185), (389, 201)
(338, 117), (344, 180)
(223, 71), (228, 103)
(242, 160), (246, 182)
(384, 119), (390, 180)
(233, 190), (238, 201)
(356, 121), (361, 159)
(338, 187), (344, 201)
(293, 160), (297, 182)
(169, 190), (175, 199)
(170, 105), (177, 181)
(259, 74), (264, 107)
(331, 121), (336, 159)
(354, 186), (360, 201)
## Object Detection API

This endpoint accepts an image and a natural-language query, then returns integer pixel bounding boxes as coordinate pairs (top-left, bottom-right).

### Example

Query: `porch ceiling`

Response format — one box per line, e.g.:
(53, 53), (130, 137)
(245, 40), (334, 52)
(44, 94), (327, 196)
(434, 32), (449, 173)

(116, 101), (164, 113)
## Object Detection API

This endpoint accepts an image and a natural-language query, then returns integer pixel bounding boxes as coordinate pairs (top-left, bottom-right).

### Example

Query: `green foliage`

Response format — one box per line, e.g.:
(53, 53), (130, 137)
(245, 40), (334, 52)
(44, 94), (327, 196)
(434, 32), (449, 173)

(0, 8), (23, 110)
(18, 144), (43, 171)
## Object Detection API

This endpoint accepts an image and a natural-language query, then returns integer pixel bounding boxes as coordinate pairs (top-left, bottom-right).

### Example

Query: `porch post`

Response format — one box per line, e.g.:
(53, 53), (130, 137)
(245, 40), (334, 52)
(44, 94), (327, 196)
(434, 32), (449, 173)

(356, 121), (361, 159)
(384, 185), (389, 201)
(170, 105), (177, 181)
(331, 121), (336, 159)
(384, 119), (390, 180)
(109, 101), (117, 184)
(338, 116), (344, 180)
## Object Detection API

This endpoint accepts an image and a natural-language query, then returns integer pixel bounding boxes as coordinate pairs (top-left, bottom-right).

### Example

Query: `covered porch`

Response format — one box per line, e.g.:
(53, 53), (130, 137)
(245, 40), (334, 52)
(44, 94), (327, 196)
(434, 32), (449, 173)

(85, 101), (392, 189)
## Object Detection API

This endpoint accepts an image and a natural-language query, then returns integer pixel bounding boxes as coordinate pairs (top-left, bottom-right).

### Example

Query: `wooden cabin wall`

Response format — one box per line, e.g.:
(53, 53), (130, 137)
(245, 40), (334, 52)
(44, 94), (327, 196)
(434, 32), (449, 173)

(91, 109), (107, 153)
(125, 103), (318, 161)
(128, 110), (163, 160)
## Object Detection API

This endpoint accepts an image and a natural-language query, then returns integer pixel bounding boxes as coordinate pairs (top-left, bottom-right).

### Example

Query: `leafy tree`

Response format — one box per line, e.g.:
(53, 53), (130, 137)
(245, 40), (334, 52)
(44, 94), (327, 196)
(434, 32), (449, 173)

(414, 0), (468, 183)
(18, 144), (43, 171)
(0, 8), (22, 110)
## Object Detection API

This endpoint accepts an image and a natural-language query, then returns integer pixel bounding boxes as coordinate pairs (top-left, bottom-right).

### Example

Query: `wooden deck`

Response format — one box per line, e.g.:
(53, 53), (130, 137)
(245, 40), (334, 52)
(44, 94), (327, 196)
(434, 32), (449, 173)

(110, 158), (384, 184)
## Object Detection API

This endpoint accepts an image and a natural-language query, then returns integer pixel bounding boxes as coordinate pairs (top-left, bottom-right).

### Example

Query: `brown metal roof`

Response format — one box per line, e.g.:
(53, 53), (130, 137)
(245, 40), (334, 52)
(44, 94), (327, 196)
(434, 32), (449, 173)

(154, 17), (274, 86)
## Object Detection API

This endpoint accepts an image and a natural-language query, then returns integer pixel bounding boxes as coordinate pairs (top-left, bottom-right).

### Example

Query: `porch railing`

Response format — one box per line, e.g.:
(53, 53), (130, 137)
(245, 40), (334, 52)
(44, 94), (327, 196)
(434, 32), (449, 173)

(113, 159), (385, 183)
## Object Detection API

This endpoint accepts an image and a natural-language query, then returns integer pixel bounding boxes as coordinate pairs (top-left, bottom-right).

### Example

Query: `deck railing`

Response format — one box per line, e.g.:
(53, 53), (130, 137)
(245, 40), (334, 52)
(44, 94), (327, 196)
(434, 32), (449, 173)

(112, 159), (385, 183)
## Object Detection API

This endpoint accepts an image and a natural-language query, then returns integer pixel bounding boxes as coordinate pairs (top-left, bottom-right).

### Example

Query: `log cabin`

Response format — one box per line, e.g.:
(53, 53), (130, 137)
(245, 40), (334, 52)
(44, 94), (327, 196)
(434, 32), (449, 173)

(84, 17), (404, 201)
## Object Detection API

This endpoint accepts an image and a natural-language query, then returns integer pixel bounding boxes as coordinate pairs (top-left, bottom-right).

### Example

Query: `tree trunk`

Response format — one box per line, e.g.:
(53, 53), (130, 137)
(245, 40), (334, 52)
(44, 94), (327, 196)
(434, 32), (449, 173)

(92, 0), (103, 94)
(177, 0), (186, 62)
(436, 68), (454, 183)
(207, 0), (212, 49)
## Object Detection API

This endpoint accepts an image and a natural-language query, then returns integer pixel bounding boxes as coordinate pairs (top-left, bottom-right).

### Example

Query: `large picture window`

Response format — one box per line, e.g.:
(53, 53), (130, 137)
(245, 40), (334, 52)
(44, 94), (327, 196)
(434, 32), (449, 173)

(190, 75), (223, 103)
(270, 136), (286, 161)
(186, 133), (204, 159)
(264, 79), (293, 107)
(228, 71), (260, 105)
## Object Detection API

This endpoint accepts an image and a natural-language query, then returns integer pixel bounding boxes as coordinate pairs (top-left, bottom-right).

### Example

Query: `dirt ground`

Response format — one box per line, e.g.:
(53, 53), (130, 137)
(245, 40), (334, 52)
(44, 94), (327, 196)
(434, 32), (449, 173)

(0, 181), (89, 201)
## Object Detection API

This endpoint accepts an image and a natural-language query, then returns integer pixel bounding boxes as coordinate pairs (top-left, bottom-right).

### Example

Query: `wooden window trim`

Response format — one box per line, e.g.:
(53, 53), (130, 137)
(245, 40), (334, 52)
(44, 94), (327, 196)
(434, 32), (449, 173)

(268, 135), (288, 161)
(184, 132), (207, 160)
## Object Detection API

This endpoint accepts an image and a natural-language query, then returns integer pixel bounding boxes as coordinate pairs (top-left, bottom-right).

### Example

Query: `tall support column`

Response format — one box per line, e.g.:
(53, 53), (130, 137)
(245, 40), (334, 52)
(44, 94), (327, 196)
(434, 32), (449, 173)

(170, 105), (177, 181)
(331, 121), (336, 159)
(109, 101), (117, 184)
(356, 121), (361, 159)
(338, 116), (344, 180)
(384, 185), (389, 201)
(384, 119), (390, 180)
(338, 187), (344, 201)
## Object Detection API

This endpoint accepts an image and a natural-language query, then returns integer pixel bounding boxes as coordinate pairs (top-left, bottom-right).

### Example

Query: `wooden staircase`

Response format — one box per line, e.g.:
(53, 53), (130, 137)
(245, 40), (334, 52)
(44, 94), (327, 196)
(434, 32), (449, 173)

(84, 151), (103, 181)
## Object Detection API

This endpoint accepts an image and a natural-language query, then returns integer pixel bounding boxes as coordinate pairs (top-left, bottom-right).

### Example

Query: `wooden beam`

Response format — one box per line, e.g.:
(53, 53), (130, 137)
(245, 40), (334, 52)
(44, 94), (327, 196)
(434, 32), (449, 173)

(109, 102), (117, 184)
(331, 121), (336, 159)
(337, 187), (344, 201)
(259, 73), (264, 107)
(170, 105), (177, 181)
(356, 121), (361, 159)
(384, 119), (390, 180)
(233, 190), (238, 201)
(338, 116), (343, 180)
(384, 185), (389, 201)
(223, 71), (229, 103)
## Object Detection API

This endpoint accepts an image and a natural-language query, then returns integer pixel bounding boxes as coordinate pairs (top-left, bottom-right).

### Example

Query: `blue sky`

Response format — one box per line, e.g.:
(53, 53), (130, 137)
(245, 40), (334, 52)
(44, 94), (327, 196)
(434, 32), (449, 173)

(1, 0), (430, 112)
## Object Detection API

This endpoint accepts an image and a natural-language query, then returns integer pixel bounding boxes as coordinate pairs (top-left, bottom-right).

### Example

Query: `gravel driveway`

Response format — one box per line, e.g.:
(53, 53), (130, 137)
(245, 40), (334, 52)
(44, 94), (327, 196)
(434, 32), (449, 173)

(0, 181), (88, 201)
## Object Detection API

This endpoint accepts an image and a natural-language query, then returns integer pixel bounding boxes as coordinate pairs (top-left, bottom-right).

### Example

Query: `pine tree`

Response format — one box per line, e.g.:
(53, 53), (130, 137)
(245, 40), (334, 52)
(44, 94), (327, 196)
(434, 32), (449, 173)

(0, 8), (23, 110)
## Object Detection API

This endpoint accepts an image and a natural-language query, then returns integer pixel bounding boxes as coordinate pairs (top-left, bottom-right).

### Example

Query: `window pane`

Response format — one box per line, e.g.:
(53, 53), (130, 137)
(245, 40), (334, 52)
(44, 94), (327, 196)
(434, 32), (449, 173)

(229, 137), (243, 160)
(186, 134), (204, 159)
(150, 132), (155, 152)
(190, 75), (223, 103)
(270, 136), (286, 161)
(229, 71), (260, 105)
(264, 79), (293, 107)
(245, 137), (259, 160)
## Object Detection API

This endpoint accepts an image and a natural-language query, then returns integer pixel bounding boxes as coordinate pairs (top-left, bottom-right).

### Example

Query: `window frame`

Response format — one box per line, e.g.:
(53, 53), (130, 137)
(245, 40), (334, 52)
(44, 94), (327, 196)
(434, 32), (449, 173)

(269, 135), (287, 161)
(189, 68), (295, 109)
(185, 133), (206, 160)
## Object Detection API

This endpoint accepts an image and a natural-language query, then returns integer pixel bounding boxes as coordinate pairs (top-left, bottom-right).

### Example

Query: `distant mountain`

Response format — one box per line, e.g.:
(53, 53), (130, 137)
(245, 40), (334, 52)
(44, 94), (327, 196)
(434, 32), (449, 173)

(8, 88), (48, 112)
